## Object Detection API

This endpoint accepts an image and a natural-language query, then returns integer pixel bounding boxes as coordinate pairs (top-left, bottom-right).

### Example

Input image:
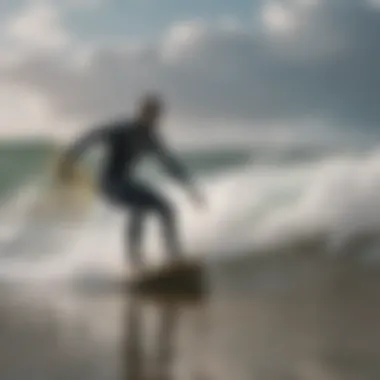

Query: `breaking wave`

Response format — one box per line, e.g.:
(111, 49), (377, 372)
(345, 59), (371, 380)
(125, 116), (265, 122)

(1, 140), (380, 283)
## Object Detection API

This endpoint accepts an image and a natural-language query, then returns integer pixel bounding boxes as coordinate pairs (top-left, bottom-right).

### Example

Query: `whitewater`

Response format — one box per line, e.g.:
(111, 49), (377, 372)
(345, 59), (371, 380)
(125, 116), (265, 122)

(1, 138), (380, 283)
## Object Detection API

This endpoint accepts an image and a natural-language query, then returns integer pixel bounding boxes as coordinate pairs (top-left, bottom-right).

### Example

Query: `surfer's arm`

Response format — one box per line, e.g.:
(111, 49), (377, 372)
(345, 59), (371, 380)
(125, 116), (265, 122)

(64, 126), (109, 162)
(58, 126), (110, 179)
(151, 135), (191, 185)
(150, 135), (205, 205)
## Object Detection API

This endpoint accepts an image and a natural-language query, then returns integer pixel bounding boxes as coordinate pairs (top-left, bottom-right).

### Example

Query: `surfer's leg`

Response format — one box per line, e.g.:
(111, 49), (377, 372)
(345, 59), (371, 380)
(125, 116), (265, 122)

(101, 180), (147, 269)
(122, 181), (182, 260)
(127, 209), (145, 268)
(155, 198), (181, 260)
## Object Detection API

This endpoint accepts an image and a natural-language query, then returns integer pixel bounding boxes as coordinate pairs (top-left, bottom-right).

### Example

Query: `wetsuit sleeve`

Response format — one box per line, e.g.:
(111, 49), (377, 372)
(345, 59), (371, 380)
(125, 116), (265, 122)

(150, 135), (191, 185)
(64, 125), (111, 162)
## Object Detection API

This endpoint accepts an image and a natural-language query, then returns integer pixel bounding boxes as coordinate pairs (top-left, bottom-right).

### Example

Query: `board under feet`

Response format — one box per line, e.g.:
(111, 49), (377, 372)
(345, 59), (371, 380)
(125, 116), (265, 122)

(128, 259), (206, 298)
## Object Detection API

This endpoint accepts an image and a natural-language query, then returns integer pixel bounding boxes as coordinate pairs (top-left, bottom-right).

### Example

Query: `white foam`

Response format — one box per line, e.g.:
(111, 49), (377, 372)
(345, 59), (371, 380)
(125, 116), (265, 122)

(2, 147), (380, 281)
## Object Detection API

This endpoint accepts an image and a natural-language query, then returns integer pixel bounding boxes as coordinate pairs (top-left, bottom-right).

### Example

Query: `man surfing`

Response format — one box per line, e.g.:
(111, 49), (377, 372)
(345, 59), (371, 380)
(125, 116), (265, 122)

(57, 94), (204, 271)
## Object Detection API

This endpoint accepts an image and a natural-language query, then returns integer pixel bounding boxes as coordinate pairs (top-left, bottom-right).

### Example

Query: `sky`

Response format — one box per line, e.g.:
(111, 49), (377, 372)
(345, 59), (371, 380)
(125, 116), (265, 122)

(0, 0), (379, 138)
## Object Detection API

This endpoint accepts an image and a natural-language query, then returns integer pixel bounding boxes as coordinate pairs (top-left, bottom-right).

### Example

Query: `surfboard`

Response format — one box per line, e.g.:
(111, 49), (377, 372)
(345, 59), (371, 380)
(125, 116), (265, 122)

(129, 258), (206, 297)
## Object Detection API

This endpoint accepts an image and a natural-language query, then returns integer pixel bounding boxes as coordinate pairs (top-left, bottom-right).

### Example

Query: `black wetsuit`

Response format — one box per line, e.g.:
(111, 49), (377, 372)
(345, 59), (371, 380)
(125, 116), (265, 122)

(65, 119), (191, 264)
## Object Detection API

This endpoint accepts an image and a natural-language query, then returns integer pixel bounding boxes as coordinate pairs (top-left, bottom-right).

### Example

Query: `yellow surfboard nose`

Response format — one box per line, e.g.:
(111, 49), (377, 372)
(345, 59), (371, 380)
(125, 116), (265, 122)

(37, 150), (97, 219)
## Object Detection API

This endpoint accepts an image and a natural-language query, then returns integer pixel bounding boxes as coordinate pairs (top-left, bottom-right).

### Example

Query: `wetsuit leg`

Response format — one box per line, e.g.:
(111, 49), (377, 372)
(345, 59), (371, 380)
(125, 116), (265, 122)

(105, 180), (181, 264)
(128, 208), (145, 268)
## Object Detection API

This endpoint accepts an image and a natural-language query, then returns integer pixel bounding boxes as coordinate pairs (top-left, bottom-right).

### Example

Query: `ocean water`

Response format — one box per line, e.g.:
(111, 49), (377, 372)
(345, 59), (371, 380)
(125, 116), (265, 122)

(1, 137), (380, 379)
(0, 137), (379, 280)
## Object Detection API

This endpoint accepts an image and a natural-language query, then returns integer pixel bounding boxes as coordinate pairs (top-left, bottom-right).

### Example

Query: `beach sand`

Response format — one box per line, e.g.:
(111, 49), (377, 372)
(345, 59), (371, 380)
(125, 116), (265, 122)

(0, 255), (380, 379)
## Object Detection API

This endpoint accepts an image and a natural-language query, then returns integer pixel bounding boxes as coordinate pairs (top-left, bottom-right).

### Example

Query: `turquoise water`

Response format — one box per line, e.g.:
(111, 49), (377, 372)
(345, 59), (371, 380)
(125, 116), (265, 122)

(0, 140), (252, 197)
(0, 140), (55, 200)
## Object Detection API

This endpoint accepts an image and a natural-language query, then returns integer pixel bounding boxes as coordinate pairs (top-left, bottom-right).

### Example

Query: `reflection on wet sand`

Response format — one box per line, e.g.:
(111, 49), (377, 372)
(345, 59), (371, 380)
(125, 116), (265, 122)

(0, 285), (208, 380)
(209, 257), (380, 380)
(123, 298), (177, 380)
(123, 296), (209, 380)
(1, 257), (380, 379)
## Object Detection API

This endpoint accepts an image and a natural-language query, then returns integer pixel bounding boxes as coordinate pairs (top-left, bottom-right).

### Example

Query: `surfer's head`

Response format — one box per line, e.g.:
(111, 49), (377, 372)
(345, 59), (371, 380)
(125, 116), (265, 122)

(136, 93), (164, 128)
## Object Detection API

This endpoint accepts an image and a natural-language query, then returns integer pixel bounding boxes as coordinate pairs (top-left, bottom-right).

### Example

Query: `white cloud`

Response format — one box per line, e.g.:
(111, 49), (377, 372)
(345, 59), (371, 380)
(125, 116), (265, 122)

(0, 84), (72, 137)
(5, 2), (70, 51)
(161, 20), (207, 62)
(0, 0), (380, 137)
(262, 1), (297, 34)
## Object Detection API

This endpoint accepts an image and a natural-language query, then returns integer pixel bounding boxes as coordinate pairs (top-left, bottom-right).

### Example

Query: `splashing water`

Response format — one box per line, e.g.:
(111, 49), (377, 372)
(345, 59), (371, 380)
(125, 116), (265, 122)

(1, 140), (380, 284)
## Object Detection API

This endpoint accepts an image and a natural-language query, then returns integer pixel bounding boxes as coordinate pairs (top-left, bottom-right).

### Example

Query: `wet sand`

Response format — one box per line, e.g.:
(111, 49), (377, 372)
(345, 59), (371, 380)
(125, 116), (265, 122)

(1, 256), (380, 379)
